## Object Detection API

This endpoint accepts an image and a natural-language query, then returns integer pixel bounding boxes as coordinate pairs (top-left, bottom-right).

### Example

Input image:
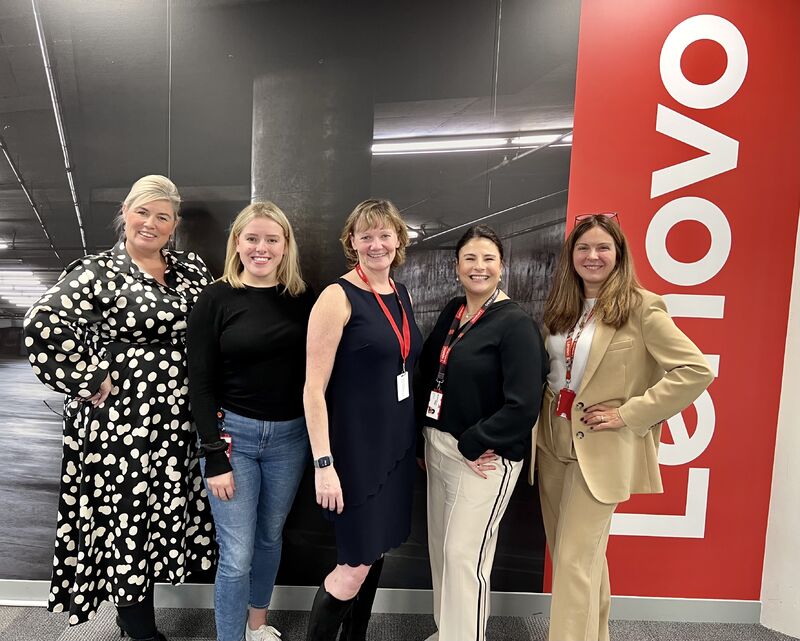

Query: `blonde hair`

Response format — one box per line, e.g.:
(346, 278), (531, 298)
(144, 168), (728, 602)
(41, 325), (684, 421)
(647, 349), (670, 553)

(543, 214), (641, 334)
(114, 175), (181, 236)
(220, 201), (306, 296)
(340, 199), (410, 269)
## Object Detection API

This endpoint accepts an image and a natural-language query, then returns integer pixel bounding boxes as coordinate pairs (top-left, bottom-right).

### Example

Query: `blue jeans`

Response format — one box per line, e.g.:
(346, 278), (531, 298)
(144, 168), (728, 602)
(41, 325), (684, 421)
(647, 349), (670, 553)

(202, 409), (309, 641)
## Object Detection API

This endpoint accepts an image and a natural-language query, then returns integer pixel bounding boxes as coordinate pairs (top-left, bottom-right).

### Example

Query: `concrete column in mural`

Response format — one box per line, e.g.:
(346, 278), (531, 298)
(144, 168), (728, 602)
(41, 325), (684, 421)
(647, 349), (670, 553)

(251, 59), (374, 290)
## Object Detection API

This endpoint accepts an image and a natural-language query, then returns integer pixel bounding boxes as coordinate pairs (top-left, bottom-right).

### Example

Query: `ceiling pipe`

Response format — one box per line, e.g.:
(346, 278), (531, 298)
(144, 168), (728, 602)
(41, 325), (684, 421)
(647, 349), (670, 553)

(0, 133), (64, 264)
(416, 187), (568, 246)
(31, 0), (87, 255)
(400, 129), (572, 218)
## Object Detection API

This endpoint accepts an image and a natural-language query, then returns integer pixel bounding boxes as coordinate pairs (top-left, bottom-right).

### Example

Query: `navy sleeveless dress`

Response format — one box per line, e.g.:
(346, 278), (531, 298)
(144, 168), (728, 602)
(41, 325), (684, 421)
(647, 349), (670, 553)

(325, 278), (422, 566)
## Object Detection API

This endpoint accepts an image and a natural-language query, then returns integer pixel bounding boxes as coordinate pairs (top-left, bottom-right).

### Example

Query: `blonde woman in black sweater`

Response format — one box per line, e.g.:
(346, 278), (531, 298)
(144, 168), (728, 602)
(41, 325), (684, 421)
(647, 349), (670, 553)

(188, 202), (315, 641)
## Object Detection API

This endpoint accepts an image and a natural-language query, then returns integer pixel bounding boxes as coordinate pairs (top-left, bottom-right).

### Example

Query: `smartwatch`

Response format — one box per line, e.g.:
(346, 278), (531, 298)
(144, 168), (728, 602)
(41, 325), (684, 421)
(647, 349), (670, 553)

(313, 455), (334, 469)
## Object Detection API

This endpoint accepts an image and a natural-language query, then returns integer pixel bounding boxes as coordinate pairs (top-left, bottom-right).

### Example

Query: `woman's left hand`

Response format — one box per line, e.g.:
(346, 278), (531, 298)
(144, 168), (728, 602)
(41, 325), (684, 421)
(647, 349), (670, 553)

(582, 403), (626, 430)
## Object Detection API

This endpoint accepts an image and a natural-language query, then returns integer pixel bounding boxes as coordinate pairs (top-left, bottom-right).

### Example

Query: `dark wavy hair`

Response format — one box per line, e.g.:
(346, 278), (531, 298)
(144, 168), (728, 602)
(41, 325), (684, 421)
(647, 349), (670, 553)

(455, 225), (504, 261)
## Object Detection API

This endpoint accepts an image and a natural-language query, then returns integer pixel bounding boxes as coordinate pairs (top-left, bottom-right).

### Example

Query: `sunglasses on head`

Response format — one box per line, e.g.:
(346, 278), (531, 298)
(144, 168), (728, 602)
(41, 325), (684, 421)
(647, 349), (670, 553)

(574, 211), (619, 224)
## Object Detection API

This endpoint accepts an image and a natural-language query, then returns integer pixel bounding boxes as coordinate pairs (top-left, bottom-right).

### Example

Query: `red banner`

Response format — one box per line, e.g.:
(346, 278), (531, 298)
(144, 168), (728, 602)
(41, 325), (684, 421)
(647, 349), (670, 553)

(565, 0), (800, 599)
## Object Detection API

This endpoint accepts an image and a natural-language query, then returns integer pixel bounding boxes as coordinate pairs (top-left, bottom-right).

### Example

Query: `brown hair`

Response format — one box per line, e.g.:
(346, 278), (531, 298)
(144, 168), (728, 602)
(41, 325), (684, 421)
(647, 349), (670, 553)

(220, 202), (306, 296)
(543, 214), (641, 334)
(340, 199), (410, 269)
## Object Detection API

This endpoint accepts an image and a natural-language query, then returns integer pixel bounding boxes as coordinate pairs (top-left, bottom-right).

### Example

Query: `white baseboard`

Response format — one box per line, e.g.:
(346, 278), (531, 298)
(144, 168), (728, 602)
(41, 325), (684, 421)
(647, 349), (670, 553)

(0, 580), (760, 624)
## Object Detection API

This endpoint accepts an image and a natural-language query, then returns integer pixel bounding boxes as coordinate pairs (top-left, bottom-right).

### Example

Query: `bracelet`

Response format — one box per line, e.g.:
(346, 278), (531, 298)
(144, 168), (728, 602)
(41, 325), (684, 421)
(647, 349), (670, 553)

(198, 440), (229, 457)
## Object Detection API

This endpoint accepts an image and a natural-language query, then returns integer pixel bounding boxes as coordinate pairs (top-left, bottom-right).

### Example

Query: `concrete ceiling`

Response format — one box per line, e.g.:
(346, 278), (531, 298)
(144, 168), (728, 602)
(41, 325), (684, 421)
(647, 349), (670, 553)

(0, 0), (578, 316)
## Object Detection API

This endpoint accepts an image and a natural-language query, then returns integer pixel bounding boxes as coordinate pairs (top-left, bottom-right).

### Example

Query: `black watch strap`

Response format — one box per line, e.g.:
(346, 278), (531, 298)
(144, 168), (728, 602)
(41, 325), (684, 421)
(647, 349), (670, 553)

(313, 455), (333, 469)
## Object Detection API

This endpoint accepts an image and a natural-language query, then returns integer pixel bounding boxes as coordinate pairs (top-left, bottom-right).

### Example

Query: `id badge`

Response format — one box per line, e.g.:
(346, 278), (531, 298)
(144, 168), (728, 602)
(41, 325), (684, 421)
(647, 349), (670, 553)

(220, 432), (233, 459)
(555, 388), (576, 420)
(426, 389), (443, 420)
(397, 371), (410, 401)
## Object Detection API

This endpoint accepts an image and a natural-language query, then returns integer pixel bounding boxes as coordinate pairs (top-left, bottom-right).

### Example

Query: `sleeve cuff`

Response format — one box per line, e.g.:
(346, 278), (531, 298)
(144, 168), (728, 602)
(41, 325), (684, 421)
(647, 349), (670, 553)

(457, 431), (484, 461)
(618, 403), (655, 438)
(204, 451), (233, 478)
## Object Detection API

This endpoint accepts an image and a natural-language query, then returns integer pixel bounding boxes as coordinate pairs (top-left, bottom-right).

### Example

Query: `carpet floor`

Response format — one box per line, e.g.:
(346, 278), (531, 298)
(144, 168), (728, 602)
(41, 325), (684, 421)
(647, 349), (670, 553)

(0, 604), (798, 641)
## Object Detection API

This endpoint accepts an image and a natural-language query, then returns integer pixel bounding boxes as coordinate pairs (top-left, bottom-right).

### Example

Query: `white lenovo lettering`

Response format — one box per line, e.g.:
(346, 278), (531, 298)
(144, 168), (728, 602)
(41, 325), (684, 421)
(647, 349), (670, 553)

(611, 14), (747, 538)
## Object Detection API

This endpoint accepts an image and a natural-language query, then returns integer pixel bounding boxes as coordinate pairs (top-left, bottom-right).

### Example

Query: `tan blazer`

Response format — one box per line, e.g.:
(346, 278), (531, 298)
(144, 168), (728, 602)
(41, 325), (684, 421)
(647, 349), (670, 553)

(529, 289), (714, 504)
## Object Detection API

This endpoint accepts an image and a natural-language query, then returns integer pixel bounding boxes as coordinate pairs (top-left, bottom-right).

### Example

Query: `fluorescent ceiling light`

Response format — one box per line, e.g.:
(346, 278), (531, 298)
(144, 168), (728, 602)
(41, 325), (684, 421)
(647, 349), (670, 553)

(0, 278), (41, 286)
(0, 283), (47, 289)
(373, 137), (508, 154)
(0, 270), (33, 277)
(0, 243), (7, 250)
(510, 134), (561, 145)
(0, 286), (46, 293)
(0, 291), (46, 297)
(371, 131), (572, 155)
(407, 228), (420, 240)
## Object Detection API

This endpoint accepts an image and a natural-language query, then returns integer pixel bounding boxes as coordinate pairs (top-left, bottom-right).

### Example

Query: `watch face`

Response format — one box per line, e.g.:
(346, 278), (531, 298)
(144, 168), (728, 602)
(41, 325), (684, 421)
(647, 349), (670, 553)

(316, 456), (332, 468)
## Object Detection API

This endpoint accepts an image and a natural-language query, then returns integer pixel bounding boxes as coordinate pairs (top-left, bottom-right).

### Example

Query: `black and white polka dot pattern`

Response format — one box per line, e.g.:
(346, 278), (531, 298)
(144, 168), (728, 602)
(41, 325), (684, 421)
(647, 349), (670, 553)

(23, 242), (216, 625)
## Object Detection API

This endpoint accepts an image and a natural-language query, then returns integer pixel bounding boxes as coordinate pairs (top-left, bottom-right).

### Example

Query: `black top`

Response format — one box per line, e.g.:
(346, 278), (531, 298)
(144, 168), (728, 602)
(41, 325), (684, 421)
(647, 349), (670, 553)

(415, 297), (548, 462)
(326, 278), (422, 507)
(187, 280), (316, 476)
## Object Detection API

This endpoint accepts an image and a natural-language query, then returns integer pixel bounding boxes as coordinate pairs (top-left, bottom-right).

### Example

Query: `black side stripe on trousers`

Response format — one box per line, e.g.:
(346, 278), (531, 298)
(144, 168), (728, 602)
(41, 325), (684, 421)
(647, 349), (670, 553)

(475, 457), (514, 641)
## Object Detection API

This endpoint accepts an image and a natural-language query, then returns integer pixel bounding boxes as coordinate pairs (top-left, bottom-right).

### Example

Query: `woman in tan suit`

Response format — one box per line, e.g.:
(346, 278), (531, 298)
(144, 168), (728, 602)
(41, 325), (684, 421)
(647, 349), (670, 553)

(536, 213), (713, 641)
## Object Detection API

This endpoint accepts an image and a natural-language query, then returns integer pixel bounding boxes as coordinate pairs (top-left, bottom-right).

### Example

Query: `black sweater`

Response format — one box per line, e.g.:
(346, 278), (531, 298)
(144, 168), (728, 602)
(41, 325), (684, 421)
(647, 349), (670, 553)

(187, 280), (315, 477)
(415, 297), (547, 462)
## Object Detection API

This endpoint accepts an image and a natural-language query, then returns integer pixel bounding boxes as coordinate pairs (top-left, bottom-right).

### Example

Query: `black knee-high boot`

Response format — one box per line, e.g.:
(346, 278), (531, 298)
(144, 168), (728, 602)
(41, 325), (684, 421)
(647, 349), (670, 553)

(306, 583), (356, 641)
(339, 557), (384, 641)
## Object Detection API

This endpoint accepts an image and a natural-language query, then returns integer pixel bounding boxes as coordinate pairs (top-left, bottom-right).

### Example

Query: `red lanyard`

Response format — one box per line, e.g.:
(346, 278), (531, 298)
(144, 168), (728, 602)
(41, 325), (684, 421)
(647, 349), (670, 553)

(355, 264), (411, 370)
(564, 306), (595, 389)
(434, 288), (500, 389)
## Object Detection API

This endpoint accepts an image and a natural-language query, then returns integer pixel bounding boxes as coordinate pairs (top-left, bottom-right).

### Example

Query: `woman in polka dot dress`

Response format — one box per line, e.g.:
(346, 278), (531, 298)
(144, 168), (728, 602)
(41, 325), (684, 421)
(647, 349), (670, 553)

(23, 175), (216, 640)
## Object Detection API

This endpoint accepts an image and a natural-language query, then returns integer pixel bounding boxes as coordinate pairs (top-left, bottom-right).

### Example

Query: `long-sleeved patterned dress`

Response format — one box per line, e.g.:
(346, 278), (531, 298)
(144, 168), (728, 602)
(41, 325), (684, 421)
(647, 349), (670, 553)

(23, 241), (216, 625)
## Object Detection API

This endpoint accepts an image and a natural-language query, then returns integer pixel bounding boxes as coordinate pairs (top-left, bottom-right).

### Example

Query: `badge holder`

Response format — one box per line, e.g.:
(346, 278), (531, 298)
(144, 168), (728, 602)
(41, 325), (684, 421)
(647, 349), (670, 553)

(555, 387), (576, 420)
(426, 388), (443, 420)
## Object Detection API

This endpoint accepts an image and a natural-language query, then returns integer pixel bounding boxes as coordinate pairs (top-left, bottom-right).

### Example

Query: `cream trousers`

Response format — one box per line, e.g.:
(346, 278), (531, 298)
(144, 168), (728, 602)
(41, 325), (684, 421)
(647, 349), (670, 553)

(537, 408), (617, 641)
(424, 427), (522, 641)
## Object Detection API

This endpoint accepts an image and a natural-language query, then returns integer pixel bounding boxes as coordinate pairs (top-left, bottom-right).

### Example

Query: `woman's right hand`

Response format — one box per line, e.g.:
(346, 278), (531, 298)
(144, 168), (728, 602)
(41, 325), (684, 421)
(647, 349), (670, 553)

(84, 374), (112, 407)
(315, 466), (344, 514)
(207, 471), (235, 501)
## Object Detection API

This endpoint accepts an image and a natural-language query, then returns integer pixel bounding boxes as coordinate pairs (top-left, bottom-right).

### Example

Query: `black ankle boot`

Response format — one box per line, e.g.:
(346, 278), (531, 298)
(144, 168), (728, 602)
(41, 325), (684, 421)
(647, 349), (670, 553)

(339, 557), (384, 641)
(305, 584), (355, 641)
(116, 614), (169, 641)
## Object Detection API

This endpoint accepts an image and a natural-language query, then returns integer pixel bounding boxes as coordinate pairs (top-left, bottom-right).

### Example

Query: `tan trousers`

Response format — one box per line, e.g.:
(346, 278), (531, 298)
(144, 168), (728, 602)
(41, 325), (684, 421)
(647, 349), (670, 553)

(537, 409), (617, 641)
(424, 427), (522, 641)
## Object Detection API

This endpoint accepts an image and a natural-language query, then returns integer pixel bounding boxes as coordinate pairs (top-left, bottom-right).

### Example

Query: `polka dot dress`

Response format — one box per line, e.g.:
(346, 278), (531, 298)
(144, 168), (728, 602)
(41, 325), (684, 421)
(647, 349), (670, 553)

(23, 242), (216, 625)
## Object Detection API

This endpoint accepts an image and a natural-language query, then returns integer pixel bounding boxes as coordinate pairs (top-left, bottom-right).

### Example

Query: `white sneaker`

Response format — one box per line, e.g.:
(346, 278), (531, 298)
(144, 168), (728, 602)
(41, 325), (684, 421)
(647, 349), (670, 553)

(245, 624), (282, 641)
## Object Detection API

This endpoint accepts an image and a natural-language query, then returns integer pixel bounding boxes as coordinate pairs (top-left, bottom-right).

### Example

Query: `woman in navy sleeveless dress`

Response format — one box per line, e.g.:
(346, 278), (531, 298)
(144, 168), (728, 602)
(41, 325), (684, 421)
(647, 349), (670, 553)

(303, 199), (422, 641)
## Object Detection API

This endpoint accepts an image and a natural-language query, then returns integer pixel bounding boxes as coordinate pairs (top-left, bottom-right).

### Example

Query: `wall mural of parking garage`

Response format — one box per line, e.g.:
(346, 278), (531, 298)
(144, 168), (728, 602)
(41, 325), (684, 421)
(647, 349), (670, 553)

(0, 0), (579, 589)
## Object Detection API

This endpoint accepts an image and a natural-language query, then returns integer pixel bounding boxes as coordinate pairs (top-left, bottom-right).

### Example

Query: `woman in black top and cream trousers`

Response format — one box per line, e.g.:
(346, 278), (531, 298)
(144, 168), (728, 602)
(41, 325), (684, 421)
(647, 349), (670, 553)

(416, 226), (547, 641)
